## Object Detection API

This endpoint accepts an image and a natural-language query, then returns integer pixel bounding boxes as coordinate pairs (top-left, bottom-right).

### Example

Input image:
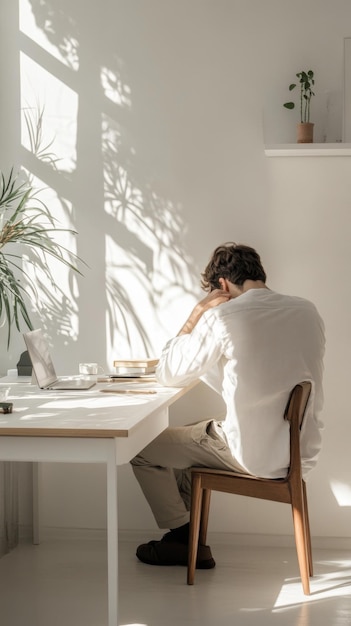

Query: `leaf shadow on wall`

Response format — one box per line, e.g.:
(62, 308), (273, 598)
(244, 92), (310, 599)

(19, 0), (200, 362)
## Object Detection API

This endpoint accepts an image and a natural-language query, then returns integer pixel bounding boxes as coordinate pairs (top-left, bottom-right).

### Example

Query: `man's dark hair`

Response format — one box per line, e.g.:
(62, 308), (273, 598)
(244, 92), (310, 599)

(201, 242), (266, 291)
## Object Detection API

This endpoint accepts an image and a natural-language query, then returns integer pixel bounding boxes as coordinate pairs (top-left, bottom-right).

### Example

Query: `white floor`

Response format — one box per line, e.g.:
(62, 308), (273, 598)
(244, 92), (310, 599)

(0, 535), (350, 626)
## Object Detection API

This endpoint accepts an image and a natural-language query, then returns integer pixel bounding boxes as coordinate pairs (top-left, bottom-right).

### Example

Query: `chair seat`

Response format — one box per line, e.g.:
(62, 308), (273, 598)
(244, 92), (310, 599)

(191, 466), (287, 481)
(190, 467), (295, 507)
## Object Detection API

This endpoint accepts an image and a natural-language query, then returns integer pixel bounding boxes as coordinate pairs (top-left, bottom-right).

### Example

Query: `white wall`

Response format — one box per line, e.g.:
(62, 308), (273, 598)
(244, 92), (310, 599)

(1, 0), (351, 541)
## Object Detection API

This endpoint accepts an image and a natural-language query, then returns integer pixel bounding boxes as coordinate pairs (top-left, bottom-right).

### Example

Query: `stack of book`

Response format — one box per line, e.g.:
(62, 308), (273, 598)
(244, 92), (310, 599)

(113, 358), (159, 377)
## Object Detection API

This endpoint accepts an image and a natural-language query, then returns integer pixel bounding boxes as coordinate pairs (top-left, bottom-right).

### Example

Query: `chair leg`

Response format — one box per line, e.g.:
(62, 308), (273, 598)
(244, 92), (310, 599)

(187, 474), (203, 585)
(291, 493), (311, 595)
(199, 488), (211, 545)
(302, 481), (313, 576)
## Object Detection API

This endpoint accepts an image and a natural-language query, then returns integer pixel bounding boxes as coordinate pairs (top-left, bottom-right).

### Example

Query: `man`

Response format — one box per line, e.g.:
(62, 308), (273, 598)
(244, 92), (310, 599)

(131, 243), (325, 569)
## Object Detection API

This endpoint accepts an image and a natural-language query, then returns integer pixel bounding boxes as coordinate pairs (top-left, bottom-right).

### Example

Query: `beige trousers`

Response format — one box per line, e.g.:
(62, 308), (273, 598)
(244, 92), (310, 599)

(130, 419), (243, 530)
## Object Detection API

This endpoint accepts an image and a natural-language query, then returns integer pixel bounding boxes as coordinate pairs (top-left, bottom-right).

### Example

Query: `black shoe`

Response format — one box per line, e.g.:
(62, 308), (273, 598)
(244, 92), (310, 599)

(136, 539), (215, 569)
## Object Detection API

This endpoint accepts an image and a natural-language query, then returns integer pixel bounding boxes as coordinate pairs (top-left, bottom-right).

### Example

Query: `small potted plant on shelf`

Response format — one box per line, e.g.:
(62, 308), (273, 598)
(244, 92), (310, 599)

(283, 70), (315, 143)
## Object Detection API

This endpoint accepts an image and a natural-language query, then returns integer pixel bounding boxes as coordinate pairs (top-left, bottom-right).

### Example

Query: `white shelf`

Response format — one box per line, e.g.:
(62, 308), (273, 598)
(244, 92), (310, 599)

(265, 143), (351, 157)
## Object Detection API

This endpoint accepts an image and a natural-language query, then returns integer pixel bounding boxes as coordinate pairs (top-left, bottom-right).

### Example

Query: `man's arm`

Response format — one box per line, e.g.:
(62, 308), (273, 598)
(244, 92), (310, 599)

(156, 288), (231, 387)
(177, 289), (231, 336)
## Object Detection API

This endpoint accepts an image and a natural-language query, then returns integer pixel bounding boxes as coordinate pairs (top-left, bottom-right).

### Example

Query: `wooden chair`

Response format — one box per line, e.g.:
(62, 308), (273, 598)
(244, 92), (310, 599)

(187, 381), (313, 594)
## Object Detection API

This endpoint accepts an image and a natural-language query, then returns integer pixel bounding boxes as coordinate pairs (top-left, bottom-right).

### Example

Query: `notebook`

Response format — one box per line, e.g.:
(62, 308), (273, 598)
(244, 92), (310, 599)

(23, 329), (96, 390)
(113, 358), (159, 377)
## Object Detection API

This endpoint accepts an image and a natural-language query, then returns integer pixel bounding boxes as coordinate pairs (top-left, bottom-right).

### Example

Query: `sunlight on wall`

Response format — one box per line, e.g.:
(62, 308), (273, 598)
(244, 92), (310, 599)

(20, 0), (79, 70)
(330, 480), (351, 506)
(20, 53), (78, 173)
(22, 180), (80, 340)
(102, 116), (199, 360)
(101, 65), (132, 108)
(105, 235), (160, 359)
(104, 231), (200, 361)
(19, 0), (80, 340)
(17, 0), (199, 361)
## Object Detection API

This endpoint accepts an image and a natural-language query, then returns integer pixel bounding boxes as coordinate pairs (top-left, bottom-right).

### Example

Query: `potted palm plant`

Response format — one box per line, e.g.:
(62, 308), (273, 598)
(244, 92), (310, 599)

(0, 167), (83, 348)
(283, 70), (315, 143)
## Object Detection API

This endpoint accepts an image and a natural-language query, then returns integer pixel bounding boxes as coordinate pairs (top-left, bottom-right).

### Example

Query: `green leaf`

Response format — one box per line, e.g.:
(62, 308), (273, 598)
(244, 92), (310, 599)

(284, 102), (295, 110)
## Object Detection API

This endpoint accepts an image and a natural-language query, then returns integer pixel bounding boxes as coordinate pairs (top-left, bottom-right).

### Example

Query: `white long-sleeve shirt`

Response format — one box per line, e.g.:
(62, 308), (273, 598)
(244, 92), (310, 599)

(156, 288), (325, 479)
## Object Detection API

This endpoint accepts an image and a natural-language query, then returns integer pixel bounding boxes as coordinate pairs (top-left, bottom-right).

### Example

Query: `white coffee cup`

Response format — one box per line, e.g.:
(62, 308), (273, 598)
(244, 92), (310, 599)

(79, 363), (99, 381)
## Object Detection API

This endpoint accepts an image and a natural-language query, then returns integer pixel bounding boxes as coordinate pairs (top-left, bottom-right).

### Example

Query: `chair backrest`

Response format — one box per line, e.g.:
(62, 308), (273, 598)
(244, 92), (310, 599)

(284, 381), (312, 479)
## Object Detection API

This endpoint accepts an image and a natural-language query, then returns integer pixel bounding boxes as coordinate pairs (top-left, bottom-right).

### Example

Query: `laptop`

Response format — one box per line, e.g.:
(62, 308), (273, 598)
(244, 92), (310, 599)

(23, 329), (96, 390)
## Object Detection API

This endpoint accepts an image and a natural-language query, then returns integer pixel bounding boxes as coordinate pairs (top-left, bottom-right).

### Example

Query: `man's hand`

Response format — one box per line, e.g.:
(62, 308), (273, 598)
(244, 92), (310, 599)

(198, 288), (232, 311)
(177, 289), (231, 336)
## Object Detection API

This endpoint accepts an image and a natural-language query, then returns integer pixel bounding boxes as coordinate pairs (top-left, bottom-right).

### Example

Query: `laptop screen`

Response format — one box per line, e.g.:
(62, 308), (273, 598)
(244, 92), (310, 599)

(23, 329), (58, 389)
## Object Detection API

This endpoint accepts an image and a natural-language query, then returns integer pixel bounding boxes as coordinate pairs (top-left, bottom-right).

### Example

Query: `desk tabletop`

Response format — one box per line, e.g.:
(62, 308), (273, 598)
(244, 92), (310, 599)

(0, 379), (197, 438)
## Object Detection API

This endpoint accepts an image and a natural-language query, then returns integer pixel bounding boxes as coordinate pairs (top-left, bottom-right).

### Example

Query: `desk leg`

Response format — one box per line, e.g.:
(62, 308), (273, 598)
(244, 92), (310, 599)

(32, 462), (40, 545)
(107, 452), (118, 626)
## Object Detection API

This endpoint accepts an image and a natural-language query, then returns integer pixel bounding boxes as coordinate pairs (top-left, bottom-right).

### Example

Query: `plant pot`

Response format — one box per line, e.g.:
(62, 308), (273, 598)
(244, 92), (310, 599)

(297, 122), (314, 144)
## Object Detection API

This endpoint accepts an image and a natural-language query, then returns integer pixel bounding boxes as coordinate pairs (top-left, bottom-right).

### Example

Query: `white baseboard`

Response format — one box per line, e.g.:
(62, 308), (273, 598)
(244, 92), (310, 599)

(118, 530), (351, 551)
(19, 525), (351, 551)
(19, 524), (107, 542)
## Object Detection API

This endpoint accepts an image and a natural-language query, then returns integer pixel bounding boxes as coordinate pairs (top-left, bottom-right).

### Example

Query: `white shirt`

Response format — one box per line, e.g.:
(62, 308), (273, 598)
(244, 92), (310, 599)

(156, 289), (325, 478)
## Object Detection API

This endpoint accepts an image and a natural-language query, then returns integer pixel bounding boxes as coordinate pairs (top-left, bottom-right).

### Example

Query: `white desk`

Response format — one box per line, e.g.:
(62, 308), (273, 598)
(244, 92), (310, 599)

(0, 379), (197, 626)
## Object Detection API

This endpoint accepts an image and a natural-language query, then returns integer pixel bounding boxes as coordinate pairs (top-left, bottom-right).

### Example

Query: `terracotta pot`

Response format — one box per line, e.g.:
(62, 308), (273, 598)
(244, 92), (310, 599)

(297, 122), (314, 144)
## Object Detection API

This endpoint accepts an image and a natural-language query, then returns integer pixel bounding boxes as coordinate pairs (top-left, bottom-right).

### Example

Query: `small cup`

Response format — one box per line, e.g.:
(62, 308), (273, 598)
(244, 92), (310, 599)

(79, 363), (98, 382)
